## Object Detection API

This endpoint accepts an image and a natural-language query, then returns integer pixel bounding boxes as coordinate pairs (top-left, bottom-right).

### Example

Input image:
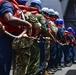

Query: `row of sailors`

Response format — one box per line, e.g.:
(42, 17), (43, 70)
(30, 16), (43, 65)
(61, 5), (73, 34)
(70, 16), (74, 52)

(0, 0), (76, 75)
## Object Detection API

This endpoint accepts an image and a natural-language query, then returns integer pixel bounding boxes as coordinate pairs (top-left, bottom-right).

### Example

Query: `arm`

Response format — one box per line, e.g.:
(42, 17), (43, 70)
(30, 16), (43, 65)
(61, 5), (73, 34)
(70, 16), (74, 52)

(3, 12), (32, 29)
(46, 31), (56, 43)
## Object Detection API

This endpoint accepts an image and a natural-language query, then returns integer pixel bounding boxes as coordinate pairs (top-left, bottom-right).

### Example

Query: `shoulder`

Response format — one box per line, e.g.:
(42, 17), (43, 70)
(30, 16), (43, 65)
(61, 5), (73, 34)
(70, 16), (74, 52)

(0, 1), (13, 8)
(0, 1), (14, 17)
(35, 13), (44, 18)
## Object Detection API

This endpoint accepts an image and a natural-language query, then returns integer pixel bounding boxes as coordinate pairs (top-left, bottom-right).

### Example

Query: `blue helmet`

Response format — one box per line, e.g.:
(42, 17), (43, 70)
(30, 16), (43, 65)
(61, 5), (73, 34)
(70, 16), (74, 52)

(18, 0), (28, 2)
(55, 19), (63, 25)
(74, 32), (76, 35)
(62, 27), (66, 30)
(31, 0), (42, 7)
(42, 7), (49, 14)
(67, 27), (74, 33)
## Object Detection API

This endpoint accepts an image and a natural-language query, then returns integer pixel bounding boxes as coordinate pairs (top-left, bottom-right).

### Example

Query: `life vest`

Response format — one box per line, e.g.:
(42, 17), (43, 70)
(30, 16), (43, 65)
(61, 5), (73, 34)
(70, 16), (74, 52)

(64, 31), (73, 43)
(43, 14), (50, 20)
(71, 34), (75, 46)
(43, 14), (50, 29)
(19, 5), (38, 12)
(0, 0), (3, 2)
(43, 14), (58, 37)
(0, 0), (23, 34)
(18, 4), (39, 35)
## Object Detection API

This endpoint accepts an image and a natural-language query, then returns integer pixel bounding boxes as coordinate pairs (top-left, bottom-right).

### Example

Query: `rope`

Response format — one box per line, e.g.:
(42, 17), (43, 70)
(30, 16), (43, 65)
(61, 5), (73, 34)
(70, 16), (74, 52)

(4, 30), (27, 38)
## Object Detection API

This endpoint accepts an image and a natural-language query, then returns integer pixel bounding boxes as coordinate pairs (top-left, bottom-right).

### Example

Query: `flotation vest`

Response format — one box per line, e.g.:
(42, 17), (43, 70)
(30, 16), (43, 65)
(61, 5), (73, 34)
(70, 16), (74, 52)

(71, 33), (75, 46)
(43, 14), (50, 20)
(0, 0), (23, 34)
(0, 0), (3, 2)
(21, 6), (39, 36)
(19, 5), (38, 12)
(64, 31), (73, 43)
(43, 14), (50, 30)
(43, 14), (58, 37)
(18, 5), (39, 36)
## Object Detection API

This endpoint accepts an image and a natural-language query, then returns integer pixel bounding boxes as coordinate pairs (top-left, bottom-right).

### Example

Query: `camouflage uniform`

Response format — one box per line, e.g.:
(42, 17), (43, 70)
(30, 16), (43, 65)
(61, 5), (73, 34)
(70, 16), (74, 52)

(35, 13), (47, 34)
(12, 12), (42, 75)
(12, 12), (47, 75)
(26, 13), (47, 75)
(49, 21), (58, 38)
(12, 38), (33, 75)
(25, 12), (41, 29)
(26, 40), (40, 75)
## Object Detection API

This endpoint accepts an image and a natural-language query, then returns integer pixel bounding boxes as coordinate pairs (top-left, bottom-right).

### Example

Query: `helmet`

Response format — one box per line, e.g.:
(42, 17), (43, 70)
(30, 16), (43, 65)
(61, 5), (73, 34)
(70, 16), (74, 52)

(42, 7), (49, 14)
(67, 27), (74, 33)
(18, 0), (28, 2)
(49, 9), (55, 15)
(74, 32), (76, 35)
(62, 27), (66, 30)
(54, 11), (59, 17)
(56, 19), (63, 24)
(31, 0), (42, 7)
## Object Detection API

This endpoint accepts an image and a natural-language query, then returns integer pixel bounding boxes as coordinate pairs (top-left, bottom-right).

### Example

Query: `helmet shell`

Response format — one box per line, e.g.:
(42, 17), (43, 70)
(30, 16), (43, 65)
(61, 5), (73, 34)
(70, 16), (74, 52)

(42, 7), (49, 14)
(56, 19), (63, 24)
(49, 9), (55, 15)
(18, 0), (28, 2)
(54, 11), (59, 17)
(31, 0), (42, 7)
(67, 27), (74, 34)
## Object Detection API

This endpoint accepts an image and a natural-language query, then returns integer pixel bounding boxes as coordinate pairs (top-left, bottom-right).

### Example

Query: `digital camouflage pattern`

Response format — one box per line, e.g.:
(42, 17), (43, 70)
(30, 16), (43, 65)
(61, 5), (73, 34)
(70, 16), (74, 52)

(35, 13), (47, 34)
(25, 12), (41, 29)
(45, 40), (50, 67)
(13, 47), (31, 75)
(25, 12), (47, 34)
(26, 40), (40, 75)
(49, 21), (58, 38)
(12, 12), (47, 75)
(12, 37), (34, 50)
(12, 38), (34, 75)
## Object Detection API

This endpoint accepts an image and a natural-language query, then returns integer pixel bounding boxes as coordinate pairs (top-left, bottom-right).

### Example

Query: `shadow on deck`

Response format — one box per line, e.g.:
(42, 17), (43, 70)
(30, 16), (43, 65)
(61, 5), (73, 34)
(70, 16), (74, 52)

(65, 70), (76, 75)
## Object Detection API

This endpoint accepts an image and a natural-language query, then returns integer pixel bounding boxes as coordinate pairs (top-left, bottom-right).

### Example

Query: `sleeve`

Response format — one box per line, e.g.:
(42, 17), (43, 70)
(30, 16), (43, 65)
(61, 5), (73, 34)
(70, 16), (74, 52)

(67, 34), (73, 43)
(56, 31), (60, 40)
(0, 1), (14, 17)
(35, 14), (47, 34)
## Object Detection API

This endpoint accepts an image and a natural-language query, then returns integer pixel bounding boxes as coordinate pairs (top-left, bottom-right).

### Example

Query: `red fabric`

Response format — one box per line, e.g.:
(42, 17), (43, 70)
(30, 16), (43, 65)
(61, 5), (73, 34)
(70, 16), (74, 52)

(0, 0), (23, 34)
(64, 31), (71, 43)
(72, 41), (75, 46)
(0, 0), (3, 2)
(43, 14), (51, 32)
(0, 18), (5, 22)
(43, 14), (50, 20)
(18, 5), (39, 35)
(72, 35), (76, 46)
(1, 0), (39, 34)
(19, 5), (38, 11)
(74, 36), (76, 39)
(57, 25), (62, 28)
(64, 31), (75, 46)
